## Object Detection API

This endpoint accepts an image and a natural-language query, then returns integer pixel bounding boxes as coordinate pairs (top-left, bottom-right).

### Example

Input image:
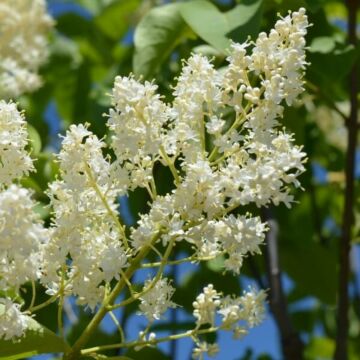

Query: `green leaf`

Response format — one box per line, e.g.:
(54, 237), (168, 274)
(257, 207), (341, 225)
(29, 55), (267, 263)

(309, 36), (336, 54)
(180, 0), (263, 53)
(291, 310), (317, 333)
(0, 288), (19, 301)
(33, 202), (51, 220)
(0, 305), (70, 359)
(78, 0), (108, 14)
(305, 0), (328, 13)
(305, 337), (335, 359)
(192, 44), (224, 58)
(20, 177), (43, 195)
(95, 0), (140, 40)
(56, 13), (92, 38)
(27, 125), (42, 155)
(206, 255), (225, 272)
(308, 39), (357, 82)
(277, 192), (338, 304)
(133, 3), (188, 79)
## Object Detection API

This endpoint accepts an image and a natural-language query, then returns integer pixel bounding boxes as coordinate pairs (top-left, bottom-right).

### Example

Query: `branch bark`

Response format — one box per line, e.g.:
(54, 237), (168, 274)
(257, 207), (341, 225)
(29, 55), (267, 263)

(262, 208), (304, 360)
(334, 0), (358, 358)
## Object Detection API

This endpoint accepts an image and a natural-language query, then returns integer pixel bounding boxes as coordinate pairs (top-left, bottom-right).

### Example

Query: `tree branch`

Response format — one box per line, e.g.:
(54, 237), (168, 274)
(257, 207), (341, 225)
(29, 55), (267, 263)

(169, 264), (178, 360)
(334, 0), (358, 358)
(262, 208), (304, 360)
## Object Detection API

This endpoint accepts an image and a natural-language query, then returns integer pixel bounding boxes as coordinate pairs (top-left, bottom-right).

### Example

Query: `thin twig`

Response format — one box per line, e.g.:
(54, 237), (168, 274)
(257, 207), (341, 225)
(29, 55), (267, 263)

(81, 326), (219, 355)
(169, 260), (178, 360)
(84, 164), (129, 249)
(108, 310), (125, 343)
(262, 208), (304, 360)
(334, 0), (358, 358)
(29, 281), (36, 311)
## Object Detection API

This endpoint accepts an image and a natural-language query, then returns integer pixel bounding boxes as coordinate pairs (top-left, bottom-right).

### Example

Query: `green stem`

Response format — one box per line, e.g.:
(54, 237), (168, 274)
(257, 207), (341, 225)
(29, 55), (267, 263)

(28, 293), (59, 313)
(141, 253), (220, 268)
(58, 266), (66, 339)
(81, 326), (219, 355)
(119, 268), (135, 297)
(65, 199), (240, 358)
(29, 281), (36, 311)
(108, 237), (177, 311)
(199, 114), (206, 154)
(150, 176), (158, 198)
(64, 233), (161, 359)
(160, 146), (180, 185)
(84, 164), (129, 249)
(108, 310), (125, 343)
(208, 103), (251, 163)
(58, 296), (64, 339)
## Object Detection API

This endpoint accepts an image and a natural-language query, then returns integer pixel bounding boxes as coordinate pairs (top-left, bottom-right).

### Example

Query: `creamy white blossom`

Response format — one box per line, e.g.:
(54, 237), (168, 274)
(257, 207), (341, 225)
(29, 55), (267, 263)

(193, 285), (266, 340)
(106, 10), (309, 314)
(0, 7), (309, 352)
(0, 185), (49, 289)
(192, 342), (219, 360)
(218, 287), (266, 331)
(0, 299), (29, 341)
(139, 277), (176, 321)
(108, 76), (171, 190)
(131, 194), (183, 249)
(0, 101), (33, 186)
(43, 124), (128, 310)
(0, 0), (53, 98)
(169, 54), (223, 161)
(193, 284), (221, 327)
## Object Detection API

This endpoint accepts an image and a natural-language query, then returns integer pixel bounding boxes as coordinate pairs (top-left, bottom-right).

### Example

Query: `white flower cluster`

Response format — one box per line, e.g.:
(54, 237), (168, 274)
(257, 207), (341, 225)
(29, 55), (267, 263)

(0, 299), (29, 341)
(0, 8), (309, 349)
(0, 0), (53, 98)
(191, 285), (266, 359)
(111, 8), (308, 276)
(192, 342), (219, 360)
(0, 101), (34, 185)
(108, 77), (171, 190)
(139, 277), (176, 321)
(42, 124), (128, 310)
(0, 185), (49, 290)
(193, 284), (221, 327)
(0, 102), (47, 341)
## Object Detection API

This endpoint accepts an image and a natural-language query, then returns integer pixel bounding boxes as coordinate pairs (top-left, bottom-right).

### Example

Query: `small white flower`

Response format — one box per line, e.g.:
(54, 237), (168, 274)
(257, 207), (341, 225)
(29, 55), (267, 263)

(0, 0), (53, 98)
(43, 125), (128, 310)
(0, 298), (28, 341)
(0, 101), (34, 186)
(139, 278), (176, 321)
(218, 287), (266, 331)
(193, 284), (221, 327)
(238, 287), (267, 327)
(107, 76), (171, 190)
(0, 185), (49, 289)
(192, 342), (219, 360)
